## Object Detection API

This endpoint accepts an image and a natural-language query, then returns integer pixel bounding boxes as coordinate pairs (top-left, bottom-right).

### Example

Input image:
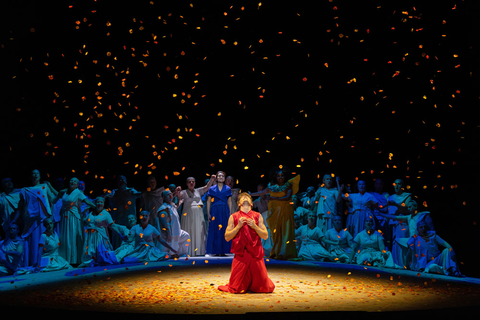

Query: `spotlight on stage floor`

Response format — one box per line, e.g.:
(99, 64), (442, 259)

(1, 256), (480, 319)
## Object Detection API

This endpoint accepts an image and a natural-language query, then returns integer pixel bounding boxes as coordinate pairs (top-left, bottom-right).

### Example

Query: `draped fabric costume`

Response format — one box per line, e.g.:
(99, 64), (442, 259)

(58, 188), (86, 265)
(157, 202), (190, 256)
(114, 225), (135, 262)
(346, 192), (376, 238)
(79, 209), (119, 267)
(123, 224), (168, 263)
(393, 212), (432, 269)
(0, 190), (21, 235)
(313, 187), (340, 234)
(20, 184), (53, 267)
(39, 232), (72, 272)
(324, 227), (353, 261)
(295, 225), (334, 261)
(140, 187), (165, 224)
(206, 184), (232, 255)
(180, 188), (207, 256)
(109, 188), (140, 249)
(387, 192), (412, 265)
(266, 175), (300, 260)
(407, 232), (461, 276)
(353, 230), (397, 268)
(218, 210), (275, 294)
(0, 238), (24, 276)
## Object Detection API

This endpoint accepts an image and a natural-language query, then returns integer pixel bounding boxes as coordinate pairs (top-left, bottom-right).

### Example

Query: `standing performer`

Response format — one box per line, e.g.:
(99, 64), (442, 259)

(206, 171), (232, 256)
(250, 167), (299, 260)
(104, 175), (142, 249)
(0, 178), (21, 237)
(57, 177), (95, 265)
(177, 175), (216, 256)
(219, 192), (275, 294)
(19, 169), (57, 267)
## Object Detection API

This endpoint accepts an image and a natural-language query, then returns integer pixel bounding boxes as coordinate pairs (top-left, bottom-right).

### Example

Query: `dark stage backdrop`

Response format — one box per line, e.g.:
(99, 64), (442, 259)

(1, 0), (479, 275)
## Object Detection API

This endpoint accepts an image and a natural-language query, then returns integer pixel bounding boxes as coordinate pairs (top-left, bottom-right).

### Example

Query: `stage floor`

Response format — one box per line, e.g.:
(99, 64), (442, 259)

(1, 256), (480, 319)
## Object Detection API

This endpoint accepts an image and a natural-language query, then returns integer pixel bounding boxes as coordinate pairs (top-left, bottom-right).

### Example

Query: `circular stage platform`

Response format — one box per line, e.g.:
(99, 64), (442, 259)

(1, 256), (479, 319)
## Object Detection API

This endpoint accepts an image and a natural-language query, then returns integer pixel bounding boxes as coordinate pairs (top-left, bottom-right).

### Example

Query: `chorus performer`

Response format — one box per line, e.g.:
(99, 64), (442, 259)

(250, 168), (299, 260)
(177, 175), (216, 256)
(206, 171), (232, 256)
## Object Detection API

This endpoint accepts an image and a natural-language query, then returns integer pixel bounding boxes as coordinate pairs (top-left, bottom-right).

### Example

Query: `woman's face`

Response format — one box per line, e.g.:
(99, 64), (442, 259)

(307, 213), (316, 225)
(187, 179), (195, 190)
(417, 223), (427, 236)
(374, 179), (384, 192)
(364, 219), (374, 231)
(128, 214), (137, 227)
(9, 224), (19, 238)
(357, 180), (366, 193)
(140, 213), (150, 224)
(333, 216), (343, 228)
(96, 199), (105, 212)
(31, 170), (41, 184)
(276, 172), (285, 185)
(394, 180), (403, 193)
(225, 177), (234, 188)
(69, 178), (79, 190)
(44, 219), (54, 231)
(217, 173), (225, 183)
(148, 177), (157, 191)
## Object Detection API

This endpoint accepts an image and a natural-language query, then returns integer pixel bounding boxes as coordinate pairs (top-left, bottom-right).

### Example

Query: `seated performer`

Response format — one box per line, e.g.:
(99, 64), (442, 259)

(376, 200), (434, 269)
(323, 215), (353, 262)
(294, 212), (335, 261)
(0, 223), (24, 276)
(122, 211), (176, 263)
(156, 190), (190, 258)
(407, 220), (462, 277)
(38, 218), (73, 272)
(79, 197), (126, 268)
(114, 214), (137, 263)
(218, 192), (275, 294)
(348, 217), (398, 268)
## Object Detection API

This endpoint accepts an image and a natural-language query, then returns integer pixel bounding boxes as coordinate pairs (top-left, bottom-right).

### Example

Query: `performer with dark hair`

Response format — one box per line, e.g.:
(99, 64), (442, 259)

(218, 192), (275, 294)
(249, 166), (299, 260)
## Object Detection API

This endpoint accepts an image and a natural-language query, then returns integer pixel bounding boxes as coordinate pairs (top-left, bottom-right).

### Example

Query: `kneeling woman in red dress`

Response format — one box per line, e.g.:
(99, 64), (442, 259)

(218, 192), (275, 294)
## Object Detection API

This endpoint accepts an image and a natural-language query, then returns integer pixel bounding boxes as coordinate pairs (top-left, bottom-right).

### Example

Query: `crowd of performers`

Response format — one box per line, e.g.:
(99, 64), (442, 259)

(0, 167), (463, 283)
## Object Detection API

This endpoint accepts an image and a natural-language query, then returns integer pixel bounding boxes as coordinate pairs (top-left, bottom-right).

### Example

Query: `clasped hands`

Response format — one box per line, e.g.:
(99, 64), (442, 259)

(238, 216), (257, 229)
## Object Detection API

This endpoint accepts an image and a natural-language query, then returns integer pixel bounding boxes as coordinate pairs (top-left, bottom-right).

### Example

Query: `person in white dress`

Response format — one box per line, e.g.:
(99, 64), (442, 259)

(0, 223), (24, 276)
(347, 217), (397, 268)
(176, 175), (216, 256)
(384, 179), (412, 265)
(18, 169), (58, 267)
(368, 178), (390, 240)
(294, 212), (335, 261)
(343, 180), (377, 238)
(156, 190), (190, 257)
(79, 197), (127, 267)
(56, 177), (95, 265)
(375, 200), (434, 269)
(38, 218), (72, 272)
(312, 174), (344, 234)
(122, 211), (176, 263)
(323, 215), (353, 262)
(114, 214), (137, 263)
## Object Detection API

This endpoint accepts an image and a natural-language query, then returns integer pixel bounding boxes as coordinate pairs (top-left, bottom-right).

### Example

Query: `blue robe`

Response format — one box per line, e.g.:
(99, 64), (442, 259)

(206, 184), (232, 255)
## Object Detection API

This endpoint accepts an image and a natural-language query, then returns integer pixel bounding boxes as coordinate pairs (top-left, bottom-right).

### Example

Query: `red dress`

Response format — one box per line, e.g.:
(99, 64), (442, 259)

(218, 210), (275, 294)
